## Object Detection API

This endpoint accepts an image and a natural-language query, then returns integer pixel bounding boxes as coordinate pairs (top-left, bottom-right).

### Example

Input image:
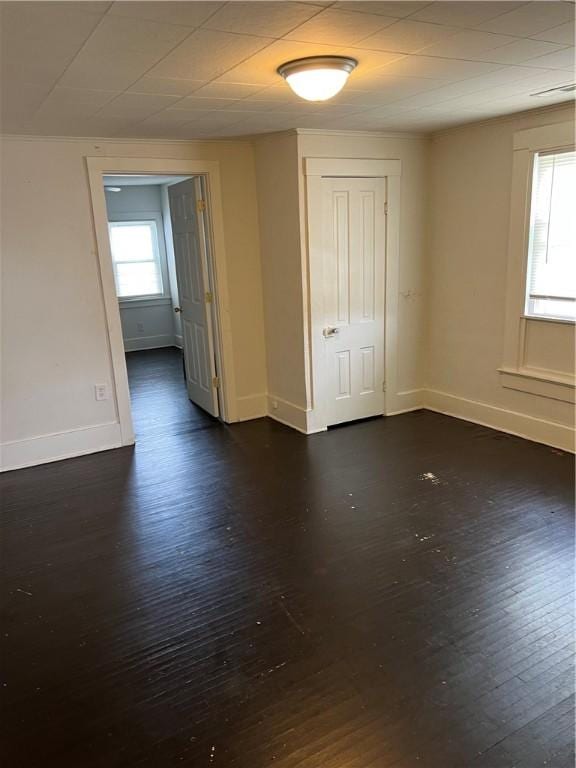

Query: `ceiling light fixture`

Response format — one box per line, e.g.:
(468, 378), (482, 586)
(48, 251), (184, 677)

(105, 186), (122, 192)
(277, 56), (358, 102)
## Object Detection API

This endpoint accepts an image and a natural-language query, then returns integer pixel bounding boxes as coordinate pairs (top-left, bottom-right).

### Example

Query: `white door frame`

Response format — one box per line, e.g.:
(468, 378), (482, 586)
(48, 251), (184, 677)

(304, 157), (402, 433)
(86, 156), (237, 446)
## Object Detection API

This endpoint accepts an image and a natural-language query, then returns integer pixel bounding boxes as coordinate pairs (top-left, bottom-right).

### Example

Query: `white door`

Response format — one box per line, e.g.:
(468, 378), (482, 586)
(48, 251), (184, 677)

(321, 177), (386, 426)
(168, 178), (219, 417)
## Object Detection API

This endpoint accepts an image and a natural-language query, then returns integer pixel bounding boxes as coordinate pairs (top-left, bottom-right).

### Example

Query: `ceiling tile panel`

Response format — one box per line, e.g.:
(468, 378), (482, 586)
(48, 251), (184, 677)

(373, 55), (503, 81)
(532, 21), (575, 45)
(410, 2), (525, 28)
(127, 76), (204, 97)
(475, 2), (575, 36)
(0, 82), (55, 131)
(358, 18), (462, 53)
(481, 38), (567, 65)
(0, 2), (106, 87)
(190, 82), (265, 99)
(59, 16), (194, 90)
(108, 1), (223, 27)
(59, 48), (169, 91)
(139, 110), (204, 126)
(417, 29), (519, 59)
(340, 48), (408, 74)
(75, 15), (192, 57)
(96, 92), (182, 119)
(333, 3), (430, 19)
(33, 87), (119, 120)
(222, 99), (285, 112)
(284, 8), (397, 45)
(526, 46), (575, 70)
(169, 96), (239, 111)
(203, 2), (322, 37)
(149, 29), (274, 80)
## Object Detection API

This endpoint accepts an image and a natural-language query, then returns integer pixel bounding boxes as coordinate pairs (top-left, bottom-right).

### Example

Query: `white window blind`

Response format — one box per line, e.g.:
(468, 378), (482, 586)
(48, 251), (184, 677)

(108, 220), (164, 299)
(525, 150), (576, 321)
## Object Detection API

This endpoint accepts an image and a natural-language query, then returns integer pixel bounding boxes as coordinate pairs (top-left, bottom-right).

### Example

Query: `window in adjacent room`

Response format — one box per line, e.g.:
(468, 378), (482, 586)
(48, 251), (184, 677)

(525, 150), (576, 322)
(108, 220), (164, 299)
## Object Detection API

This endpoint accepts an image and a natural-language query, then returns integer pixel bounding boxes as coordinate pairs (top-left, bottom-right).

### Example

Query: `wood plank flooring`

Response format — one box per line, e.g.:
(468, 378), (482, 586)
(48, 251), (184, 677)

(1, 348), (574, 768)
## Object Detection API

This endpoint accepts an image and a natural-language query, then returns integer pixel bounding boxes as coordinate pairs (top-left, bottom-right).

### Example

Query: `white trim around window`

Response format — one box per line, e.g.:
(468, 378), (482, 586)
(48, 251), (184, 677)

(501, 121), (575, 403)
(108, 212), (170, 302)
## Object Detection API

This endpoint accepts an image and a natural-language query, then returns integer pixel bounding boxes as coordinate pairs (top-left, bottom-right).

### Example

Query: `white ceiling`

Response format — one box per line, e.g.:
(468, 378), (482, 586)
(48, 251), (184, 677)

(1, 1), (574, 139)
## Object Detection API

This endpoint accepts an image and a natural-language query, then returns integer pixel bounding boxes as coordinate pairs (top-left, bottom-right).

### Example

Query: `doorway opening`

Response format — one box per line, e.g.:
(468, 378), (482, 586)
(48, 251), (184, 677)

(101, 173), (222, 439)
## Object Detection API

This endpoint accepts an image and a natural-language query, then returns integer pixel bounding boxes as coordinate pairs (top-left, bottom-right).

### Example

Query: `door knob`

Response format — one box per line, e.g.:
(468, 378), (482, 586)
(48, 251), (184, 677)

(174, 306), (182, 313)
(323, 326), (339, 337)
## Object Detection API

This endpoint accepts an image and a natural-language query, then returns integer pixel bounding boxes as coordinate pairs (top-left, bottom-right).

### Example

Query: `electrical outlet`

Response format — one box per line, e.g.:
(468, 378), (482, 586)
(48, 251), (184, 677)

(272, 400), (279, 410)
(94, 384), (108, 401)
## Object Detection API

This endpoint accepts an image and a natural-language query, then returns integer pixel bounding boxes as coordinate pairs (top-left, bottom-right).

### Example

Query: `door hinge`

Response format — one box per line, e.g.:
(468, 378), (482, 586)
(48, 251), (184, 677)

(205, 291), (213, 303)
(384, 201), (389, 215)
(382, 381), (386, 392)
(196, 199), (206, 213)
(212, 376), (220, 389)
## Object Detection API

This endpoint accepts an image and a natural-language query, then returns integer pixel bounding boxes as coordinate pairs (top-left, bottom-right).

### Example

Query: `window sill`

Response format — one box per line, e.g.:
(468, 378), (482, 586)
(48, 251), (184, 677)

(523, 314), (576, 326)
(499, 366), (575, 404)
(119, 297), (172, 308)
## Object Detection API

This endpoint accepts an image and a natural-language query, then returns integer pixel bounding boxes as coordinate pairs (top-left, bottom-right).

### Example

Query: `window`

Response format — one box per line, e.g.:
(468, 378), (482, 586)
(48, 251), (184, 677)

(108, 220), (164, 299)
(525, 150), (576, 322)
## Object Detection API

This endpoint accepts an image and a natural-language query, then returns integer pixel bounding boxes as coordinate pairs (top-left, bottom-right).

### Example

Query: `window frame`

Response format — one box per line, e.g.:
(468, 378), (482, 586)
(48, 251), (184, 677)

(523, 148), (576, 323)
(108, 214), (170, 304)
(500, 121), (575, 404)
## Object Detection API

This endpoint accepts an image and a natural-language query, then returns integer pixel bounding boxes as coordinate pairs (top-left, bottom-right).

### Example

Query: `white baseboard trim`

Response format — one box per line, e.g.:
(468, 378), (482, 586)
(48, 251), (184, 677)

(124, 334), (175, 352)
(267, 395), (313, 434)
(386, 388), (425, 416)
(236, 393), (267, 422)
(423, 389), (575, 453)
(1, 422), (124, 472)
(174, 335), (183, 350)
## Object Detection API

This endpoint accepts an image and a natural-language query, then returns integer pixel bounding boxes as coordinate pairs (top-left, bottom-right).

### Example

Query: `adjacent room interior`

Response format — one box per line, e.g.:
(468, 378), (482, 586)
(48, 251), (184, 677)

(102, 172), (224, 437)
(1, 2), (574, 767)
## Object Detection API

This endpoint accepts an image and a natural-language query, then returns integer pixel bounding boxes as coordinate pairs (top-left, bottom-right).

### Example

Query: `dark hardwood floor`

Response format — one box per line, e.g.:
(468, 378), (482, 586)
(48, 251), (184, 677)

(1, 348), (574, 768)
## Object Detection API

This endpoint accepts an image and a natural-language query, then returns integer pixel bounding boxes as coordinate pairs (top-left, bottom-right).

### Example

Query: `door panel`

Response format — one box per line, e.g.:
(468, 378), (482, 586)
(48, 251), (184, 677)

(322, 177), (386, 426)
(168, 179), (219, 417)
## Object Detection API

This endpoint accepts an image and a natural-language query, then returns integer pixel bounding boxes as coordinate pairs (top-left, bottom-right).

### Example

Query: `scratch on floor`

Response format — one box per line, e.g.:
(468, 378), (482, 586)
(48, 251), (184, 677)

(261, 661), (287, 677)
(15, 588), (33, 597)
(279, 598), (306, 637)
(420, 472), (441, 485)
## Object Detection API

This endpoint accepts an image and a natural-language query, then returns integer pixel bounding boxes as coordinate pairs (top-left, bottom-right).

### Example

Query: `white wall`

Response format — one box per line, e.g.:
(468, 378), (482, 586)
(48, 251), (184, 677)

(0, 136), (267, 469)
(427, 104), (575, 450)
(253, 132), (306, 418)
(105, 183), (178, 352)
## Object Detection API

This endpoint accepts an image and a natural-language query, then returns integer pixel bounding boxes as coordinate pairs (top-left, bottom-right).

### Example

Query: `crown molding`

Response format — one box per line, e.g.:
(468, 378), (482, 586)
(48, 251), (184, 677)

(248, 127), (426, 143)
(0, 133), (251, 145)
(294, 128), (426, 139)
(431, 101), (575, 140)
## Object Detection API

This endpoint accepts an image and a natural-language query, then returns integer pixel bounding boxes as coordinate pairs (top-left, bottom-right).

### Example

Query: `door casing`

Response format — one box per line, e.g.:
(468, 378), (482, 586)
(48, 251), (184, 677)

(87, 157), (237, 446)
(304, 157), (402, 433)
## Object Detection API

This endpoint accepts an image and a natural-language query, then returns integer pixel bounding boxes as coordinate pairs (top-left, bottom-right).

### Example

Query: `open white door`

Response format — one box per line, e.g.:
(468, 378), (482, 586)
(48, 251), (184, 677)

(168, 178), (219, 417)
(321, 177), (386, 426)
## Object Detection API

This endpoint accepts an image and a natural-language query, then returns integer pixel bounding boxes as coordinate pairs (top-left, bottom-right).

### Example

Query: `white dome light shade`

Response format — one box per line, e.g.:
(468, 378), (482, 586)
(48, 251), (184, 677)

(277, 56), (358, 102)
